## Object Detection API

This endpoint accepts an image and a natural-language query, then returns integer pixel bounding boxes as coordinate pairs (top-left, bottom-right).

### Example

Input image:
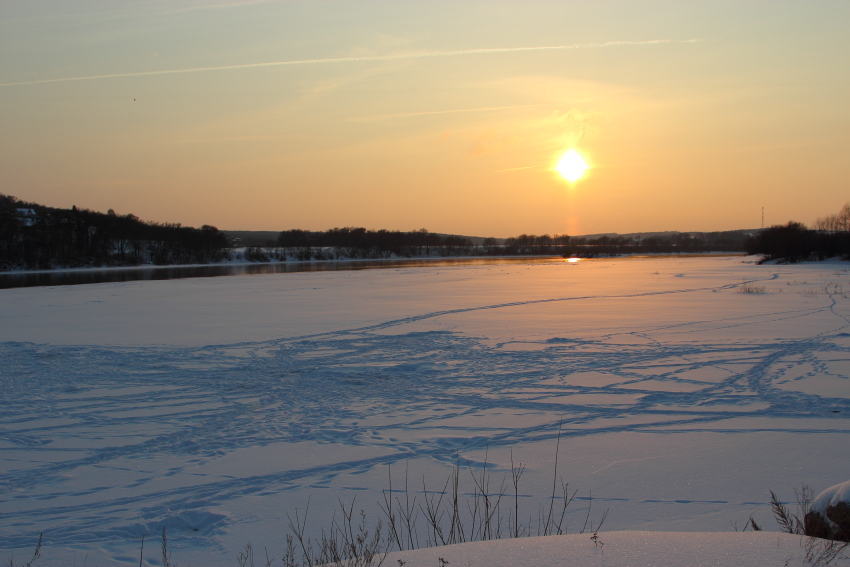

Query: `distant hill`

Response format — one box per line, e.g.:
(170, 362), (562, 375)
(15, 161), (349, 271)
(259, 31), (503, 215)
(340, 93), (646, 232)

(577, 229), (760, 240)
(223, 230), (499, 247)
(225, 229), (761, 248)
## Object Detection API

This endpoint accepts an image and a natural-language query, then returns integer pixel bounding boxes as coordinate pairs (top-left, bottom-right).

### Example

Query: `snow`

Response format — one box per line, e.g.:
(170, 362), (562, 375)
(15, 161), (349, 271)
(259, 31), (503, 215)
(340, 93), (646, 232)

(812, 480), (850, 517)
(1, 256), (849, 566)
(384, 531), (826, 567)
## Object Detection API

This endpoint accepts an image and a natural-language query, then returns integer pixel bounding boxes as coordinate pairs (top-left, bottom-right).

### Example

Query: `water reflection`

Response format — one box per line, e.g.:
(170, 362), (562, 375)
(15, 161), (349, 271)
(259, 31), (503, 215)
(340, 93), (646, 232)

(0, 257), (564, 290)
(0, 254), (742, 290)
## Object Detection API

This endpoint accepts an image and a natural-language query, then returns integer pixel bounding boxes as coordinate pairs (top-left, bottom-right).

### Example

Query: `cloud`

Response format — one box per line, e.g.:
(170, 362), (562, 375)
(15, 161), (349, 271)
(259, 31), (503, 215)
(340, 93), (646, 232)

(0, 39), (700, 87)
(471, 130), (518, 157)
(549, 108), (607, 145)
(166, 134), (289, 145)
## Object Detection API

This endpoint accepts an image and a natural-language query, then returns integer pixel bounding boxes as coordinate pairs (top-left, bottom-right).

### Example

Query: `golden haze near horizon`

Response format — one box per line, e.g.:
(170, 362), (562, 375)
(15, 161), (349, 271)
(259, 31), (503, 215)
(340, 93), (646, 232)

(1, 1), (848, 237)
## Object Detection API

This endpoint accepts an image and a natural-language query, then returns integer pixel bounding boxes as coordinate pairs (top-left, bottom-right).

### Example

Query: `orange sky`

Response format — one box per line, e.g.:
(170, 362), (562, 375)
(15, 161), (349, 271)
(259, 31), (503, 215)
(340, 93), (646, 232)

(1, 1), (848, 237)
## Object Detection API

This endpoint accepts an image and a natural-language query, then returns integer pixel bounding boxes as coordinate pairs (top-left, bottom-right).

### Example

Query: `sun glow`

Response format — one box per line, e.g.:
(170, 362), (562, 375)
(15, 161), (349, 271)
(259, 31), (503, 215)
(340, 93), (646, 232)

(555, 150), (588, 182)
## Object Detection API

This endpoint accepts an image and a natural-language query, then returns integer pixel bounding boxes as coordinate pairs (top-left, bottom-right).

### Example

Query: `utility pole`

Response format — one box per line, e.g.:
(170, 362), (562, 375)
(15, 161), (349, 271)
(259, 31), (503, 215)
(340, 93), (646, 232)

(761, 207), (764, 229)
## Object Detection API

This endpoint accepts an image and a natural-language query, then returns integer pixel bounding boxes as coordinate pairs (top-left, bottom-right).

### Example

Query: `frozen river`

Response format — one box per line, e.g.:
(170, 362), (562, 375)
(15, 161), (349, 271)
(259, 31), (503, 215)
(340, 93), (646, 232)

(0, 256), (563, 289)
(1, 256), (848, 565)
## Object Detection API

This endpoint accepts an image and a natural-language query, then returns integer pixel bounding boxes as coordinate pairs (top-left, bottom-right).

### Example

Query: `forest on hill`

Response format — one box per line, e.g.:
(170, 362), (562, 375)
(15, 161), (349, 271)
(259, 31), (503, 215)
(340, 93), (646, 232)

(0, 194), (229, 270)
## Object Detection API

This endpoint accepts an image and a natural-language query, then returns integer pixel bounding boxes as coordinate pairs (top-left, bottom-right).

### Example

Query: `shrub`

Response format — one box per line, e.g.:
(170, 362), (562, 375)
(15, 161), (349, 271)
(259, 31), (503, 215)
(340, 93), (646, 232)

(737, 282), (767, 294)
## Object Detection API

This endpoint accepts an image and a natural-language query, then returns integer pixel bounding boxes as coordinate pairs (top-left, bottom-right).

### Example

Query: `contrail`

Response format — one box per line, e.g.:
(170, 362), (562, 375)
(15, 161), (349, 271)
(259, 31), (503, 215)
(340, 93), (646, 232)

(348, 105), (535, 122)
(495, 165), (542, 172)
(0, 39), (699, 87)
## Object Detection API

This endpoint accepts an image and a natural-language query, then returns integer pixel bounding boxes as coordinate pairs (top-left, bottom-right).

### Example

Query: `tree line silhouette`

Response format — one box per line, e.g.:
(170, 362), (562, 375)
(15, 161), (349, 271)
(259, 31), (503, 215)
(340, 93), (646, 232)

(1, 194), (229, 270)
(744, 204), (850, 262)
(5, 192), (799, 272)
(275, 228), (476, 260)
(502, 231), (750, 257)
(268, 228), (751, 261)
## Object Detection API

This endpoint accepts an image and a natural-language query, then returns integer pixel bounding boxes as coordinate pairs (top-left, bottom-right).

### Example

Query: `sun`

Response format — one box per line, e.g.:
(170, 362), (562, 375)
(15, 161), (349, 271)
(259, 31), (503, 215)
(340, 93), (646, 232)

(555, 150), (588, 182)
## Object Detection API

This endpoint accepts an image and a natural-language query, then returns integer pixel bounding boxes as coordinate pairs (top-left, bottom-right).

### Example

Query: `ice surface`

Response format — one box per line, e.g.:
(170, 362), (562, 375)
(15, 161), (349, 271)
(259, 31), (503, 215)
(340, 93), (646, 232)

(1, 256), (849, 566)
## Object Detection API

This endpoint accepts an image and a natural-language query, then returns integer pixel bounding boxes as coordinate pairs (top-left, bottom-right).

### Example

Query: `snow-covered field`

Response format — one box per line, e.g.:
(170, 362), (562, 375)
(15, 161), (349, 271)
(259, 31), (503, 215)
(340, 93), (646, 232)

(1, 256), (849, 566)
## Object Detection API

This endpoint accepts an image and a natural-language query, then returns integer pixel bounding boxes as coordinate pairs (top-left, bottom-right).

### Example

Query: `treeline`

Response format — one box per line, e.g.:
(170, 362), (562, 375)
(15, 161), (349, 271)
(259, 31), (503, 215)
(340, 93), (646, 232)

(268, 228), (750, 260)
(745, 204), (850, 262)
(276, 228), (475, 260)
(0, 194), (229, 270)
(1, 191), (762, 271)
(500, 231), (750, 257)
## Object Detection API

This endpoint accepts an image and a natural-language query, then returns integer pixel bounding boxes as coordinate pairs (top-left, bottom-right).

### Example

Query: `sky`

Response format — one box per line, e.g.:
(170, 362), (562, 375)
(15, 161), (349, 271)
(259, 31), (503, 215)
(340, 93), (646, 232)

(1, 1), (848, 237)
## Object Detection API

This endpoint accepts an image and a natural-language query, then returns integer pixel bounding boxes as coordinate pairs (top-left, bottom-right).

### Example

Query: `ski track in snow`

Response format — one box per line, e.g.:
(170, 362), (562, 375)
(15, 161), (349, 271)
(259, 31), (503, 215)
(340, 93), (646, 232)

(1, 265), (850, 555)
